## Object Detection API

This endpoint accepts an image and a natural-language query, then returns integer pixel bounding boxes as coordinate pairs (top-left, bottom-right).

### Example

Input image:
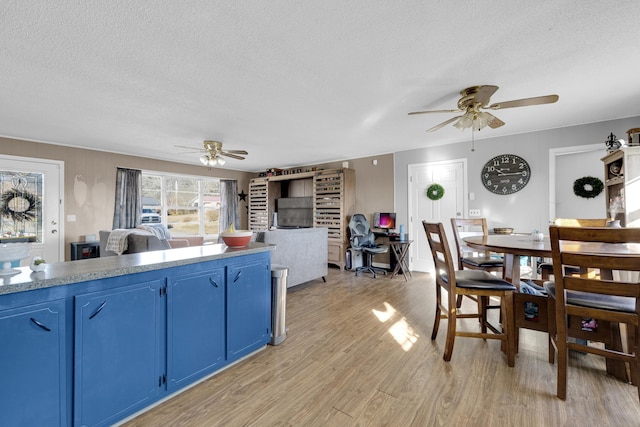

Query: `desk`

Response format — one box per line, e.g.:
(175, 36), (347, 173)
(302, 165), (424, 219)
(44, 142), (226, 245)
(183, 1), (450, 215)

(387, 240), (413, 281)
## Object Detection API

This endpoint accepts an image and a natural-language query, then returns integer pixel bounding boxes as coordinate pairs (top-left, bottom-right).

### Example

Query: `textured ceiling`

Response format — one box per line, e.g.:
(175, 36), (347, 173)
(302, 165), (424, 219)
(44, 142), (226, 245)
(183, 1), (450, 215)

(1, 1), (640, 172)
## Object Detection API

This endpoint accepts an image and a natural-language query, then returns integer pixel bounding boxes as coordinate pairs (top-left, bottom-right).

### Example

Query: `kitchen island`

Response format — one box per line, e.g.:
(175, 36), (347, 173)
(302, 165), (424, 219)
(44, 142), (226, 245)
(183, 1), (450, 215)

(0, 242), (273, 427)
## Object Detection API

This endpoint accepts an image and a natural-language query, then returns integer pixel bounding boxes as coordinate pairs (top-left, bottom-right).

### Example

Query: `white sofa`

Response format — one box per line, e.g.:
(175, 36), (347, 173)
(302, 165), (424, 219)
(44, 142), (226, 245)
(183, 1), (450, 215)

(255, 227), (328, 288)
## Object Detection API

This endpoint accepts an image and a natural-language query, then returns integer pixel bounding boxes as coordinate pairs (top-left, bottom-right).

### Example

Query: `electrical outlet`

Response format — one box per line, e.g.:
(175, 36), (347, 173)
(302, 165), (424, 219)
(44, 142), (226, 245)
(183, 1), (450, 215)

(469, 209), (481, 217)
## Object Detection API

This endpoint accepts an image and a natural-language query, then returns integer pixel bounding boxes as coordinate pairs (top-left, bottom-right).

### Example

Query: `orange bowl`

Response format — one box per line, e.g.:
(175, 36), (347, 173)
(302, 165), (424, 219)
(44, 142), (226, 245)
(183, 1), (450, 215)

(220, 230), (253, 248)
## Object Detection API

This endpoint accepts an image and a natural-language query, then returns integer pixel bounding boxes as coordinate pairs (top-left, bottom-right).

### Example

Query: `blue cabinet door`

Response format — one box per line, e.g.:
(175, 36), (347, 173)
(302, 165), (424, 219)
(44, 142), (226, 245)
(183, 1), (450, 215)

(0, 300), (67, 427)
(74, 279), (163, 427)
(167, 266), (225, 391)
(227, 257), (271, 360)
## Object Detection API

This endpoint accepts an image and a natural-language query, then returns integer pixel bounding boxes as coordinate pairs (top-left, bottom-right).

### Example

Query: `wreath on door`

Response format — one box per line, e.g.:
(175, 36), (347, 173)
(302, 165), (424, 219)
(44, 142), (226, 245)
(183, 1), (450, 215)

(426, 183), (445, 201)
(1, 188), (40, 222)
(573, 176), (604, 199)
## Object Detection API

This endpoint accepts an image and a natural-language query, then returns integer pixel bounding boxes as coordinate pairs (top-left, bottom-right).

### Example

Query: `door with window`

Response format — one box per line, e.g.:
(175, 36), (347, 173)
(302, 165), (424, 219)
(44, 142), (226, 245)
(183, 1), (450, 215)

(0, 155), (63, 263)
(408, 160), (466, 272)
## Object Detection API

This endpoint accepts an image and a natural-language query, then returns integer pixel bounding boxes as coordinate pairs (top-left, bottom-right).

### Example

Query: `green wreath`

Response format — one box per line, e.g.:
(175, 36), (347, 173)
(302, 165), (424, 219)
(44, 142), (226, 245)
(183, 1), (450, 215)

(1, 188), (40, 222)
(573, 176), (604, 199)
(426, 183), (445, 201)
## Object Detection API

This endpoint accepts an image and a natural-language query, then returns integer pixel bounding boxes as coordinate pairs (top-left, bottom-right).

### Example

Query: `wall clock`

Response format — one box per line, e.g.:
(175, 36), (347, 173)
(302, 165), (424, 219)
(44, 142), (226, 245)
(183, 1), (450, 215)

(481, 154), (531, 195)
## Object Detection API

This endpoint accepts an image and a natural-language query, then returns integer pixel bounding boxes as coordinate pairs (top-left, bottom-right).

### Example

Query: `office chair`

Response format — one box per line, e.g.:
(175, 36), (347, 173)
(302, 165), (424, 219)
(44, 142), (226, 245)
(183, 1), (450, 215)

(348, 214), (389, 278)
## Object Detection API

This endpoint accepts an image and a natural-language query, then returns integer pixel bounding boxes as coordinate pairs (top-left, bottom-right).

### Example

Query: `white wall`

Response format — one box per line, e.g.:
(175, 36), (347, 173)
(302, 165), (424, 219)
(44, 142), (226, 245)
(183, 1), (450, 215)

(394, 116), (640, 236)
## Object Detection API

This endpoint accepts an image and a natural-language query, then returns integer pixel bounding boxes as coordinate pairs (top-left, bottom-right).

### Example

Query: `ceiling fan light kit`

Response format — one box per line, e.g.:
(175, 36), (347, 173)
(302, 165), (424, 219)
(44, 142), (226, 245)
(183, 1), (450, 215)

(200, 154), (226, 167)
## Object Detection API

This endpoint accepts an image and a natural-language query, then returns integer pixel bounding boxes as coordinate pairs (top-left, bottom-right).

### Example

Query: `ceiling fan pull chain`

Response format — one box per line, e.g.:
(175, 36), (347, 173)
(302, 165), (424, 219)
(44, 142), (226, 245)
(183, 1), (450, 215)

(471, 127), (475, 152)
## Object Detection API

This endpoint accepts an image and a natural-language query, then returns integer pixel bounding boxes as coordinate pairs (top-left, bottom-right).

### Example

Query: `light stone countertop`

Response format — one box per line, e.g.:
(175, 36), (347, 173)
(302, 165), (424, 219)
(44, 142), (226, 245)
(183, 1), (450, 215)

(0, 242), (274, 296)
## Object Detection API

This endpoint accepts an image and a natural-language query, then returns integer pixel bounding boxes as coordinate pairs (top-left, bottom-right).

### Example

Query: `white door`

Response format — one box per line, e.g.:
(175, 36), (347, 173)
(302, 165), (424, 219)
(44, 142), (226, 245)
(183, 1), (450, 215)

(0, 155), (63, 264)
(408, 160), (466, 272)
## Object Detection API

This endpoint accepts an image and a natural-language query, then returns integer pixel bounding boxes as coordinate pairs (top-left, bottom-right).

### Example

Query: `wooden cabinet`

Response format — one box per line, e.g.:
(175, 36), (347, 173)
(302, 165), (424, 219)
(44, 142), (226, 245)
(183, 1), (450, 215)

(248, 177), (269, 230)
(74, 280), (164, 427)
(314, 168), (355, 269)
(167, 266), (226, 391)
(0, 300), (68, 427)
(249, 168), (355, 269)
(602, 147), (640, 227)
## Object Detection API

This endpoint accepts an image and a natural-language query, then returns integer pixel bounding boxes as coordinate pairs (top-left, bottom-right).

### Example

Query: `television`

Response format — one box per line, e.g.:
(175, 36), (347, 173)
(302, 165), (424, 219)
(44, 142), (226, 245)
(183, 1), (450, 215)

(373, 212), (396, 230)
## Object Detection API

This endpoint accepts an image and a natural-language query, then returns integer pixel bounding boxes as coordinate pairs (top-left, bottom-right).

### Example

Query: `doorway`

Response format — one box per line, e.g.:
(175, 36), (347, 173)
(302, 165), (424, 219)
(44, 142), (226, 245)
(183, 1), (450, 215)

(408, 159), (466, 272)
(0, 155), (64, 263)
(549, 144), (604, 222)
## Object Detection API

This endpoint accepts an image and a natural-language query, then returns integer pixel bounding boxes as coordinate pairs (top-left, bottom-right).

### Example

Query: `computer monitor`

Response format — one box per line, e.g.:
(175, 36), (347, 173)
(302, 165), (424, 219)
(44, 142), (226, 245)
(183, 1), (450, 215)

(373, 212), (396, 230)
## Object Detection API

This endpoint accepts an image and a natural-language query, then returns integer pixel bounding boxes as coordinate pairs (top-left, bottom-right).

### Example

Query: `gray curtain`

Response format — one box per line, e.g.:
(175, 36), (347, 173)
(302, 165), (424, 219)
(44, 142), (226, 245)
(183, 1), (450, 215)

(113, 167), (142, 229)
(219, 179), (239, 233)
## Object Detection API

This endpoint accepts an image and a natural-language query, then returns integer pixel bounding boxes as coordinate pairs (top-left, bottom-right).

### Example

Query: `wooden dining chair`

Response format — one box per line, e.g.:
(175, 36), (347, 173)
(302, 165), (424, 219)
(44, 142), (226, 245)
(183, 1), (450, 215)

(423, 221), (516, 366)
(450, 218), (503, 273)
(546, 225), (640, 401)
(450, 218), (504, 308)
(538, 218), (609, 279)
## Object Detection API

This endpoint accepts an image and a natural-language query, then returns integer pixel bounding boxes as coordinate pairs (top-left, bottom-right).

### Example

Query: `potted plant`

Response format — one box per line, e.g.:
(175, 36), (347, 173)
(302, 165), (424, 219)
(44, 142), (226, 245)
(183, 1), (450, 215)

(30, 256), (46, 272)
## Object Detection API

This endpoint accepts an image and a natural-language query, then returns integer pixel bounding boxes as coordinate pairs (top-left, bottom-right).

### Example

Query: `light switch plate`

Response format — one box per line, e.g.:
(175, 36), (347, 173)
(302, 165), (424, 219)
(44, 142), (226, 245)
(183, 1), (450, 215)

(469, 209), (481, 217)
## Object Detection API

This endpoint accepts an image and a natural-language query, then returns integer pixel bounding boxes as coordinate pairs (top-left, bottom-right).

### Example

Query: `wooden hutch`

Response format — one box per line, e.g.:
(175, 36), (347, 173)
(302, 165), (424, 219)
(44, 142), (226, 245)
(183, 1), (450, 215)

(248, 168), (355, 269)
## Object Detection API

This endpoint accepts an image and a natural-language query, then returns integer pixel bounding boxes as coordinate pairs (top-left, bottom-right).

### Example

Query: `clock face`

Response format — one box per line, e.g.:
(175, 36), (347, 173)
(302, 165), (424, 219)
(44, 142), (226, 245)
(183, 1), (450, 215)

(481, 154), (531, 195)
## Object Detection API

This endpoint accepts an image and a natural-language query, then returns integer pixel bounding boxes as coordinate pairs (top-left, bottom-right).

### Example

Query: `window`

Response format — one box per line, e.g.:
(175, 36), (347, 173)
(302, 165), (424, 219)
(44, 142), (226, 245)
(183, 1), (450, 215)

(141, 172), (220, 237)
(0, 171), (43, 242)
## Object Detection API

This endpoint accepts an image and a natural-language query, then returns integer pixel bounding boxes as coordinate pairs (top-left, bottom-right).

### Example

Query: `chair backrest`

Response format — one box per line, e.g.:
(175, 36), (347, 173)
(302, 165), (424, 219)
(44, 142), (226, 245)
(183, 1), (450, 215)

(553, 218), (609, 227)
(348, 214), (373, 248)
(423, 221), (457, 289)
(549, 225), (640, 332)
(450, 218), (491, 261)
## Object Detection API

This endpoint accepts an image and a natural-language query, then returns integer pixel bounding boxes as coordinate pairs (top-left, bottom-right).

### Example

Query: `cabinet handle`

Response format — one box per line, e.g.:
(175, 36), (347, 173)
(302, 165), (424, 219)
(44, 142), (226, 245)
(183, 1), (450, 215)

(89, 301), (107, 319)
(30, 317), (51, 332)
(233, 270), (242, 283)
(209, 277), (219, 287)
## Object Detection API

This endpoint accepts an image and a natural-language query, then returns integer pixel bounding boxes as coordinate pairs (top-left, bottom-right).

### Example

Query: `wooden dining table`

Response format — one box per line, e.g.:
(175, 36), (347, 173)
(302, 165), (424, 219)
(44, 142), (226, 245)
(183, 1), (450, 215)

(464, 232), (640, 383)
(463, 234), (551, 287)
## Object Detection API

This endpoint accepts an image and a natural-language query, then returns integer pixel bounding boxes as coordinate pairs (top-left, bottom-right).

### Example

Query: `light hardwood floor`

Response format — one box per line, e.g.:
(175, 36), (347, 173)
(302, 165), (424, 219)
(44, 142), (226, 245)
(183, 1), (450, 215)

(123, 268), (640, 426)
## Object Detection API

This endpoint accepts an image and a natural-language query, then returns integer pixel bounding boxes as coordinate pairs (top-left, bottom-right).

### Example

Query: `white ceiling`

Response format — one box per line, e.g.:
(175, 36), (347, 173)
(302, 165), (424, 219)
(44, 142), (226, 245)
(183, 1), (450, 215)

(1, 1), (639, 172)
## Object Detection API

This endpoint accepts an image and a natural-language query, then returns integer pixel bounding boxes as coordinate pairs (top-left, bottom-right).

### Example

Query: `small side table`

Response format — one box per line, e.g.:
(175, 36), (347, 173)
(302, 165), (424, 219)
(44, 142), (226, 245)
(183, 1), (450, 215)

(388, 240), (413, 281)
(70, 241), (100, 261)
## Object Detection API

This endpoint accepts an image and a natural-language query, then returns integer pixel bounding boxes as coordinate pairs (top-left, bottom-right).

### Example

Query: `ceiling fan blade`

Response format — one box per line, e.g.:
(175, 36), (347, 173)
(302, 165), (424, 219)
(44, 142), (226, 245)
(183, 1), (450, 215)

(486, 113), (505, 129)
(473, 85), (499, 106)
(174, 144), (204, 152)
(409, 109), (462, 116)
(488, 94), (559, 110)
(427, 115), (462, 132)
(224, 149), (249, 155)
(220, 152), (246, 160)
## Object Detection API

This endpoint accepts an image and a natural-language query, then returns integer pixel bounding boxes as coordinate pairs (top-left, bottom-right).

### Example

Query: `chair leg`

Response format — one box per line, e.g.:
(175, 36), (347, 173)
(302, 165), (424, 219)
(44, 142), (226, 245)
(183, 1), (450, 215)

(431, 286), (442, 340)
(355, 251), (387, 278)
(443, 298), (457, 362)
(479, 296), (489, 335)
(456, 294), (464, 308)
(556, 321), (568, 400)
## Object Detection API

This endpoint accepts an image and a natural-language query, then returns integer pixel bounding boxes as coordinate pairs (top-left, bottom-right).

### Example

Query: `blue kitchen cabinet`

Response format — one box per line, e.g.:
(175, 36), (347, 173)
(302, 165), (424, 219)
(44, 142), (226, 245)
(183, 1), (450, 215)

(0, 300), (67, 427)
(166, 265), (226, 391)
(74, 279), (164, 427)
(226, 257), (271, 360)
